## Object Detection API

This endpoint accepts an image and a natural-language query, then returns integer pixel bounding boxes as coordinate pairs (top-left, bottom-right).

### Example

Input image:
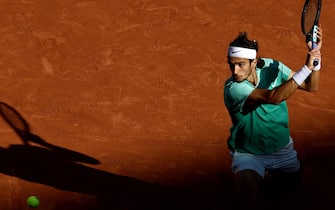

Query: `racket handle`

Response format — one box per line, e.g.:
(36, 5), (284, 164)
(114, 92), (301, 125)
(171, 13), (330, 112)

(312, 42), (318, 49)
(312, 25), (318, 66)
(312, 25), (318, 44)
(312, 40), (319, 66)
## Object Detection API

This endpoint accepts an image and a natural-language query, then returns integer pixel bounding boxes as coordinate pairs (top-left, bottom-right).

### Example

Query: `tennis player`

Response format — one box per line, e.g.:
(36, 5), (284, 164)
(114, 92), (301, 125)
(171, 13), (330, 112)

(223, 25), (322, 210)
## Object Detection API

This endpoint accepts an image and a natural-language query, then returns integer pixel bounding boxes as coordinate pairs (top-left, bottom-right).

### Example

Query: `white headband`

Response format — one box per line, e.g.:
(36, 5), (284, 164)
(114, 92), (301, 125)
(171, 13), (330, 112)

(228, 46), (257, 59)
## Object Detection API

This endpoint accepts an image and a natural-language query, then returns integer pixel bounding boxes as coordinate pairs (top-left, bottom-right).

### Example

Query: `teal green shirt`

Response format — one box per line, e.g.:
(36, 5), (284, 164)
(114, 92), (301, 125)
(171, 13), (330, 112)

(224, 58), (292, 154)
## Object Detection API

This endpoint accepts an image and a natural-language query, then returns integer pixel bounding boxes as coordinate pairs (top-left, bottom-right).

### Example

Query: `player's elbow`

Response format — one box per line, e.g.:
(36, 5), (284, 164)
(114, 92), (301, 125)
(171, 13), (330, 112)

(309, 86), (318, 92)
(266, 91), (283, 105)
(304, 84), (319, 92)
(310, 83), (319, 91)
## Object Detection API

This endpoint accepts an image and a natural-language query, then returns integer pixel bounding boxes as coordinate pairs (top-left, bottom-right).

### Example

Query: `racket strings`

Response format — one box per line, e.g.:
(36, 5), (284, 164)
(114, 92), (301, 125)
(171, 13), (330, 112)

(302, 0), (319, 34)
(0, 104), (30, 133)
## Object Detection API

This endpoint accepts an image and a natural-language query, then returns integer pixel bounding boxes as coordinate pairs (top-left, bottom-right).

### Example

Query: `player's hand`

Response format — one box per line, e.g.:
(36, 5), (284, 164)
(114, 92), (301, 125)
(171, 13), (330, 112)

(307, 24), (323, 51)
(306, 49), (321, 70)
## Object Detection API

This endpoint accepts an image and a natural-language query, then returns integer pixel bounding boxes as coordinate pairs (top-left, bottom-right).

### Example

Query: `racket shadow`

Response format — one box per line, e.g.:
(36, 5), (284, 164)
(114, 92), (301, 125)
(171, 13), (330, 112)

(0, 101), (99, 165)
(0, 102), (170, 209)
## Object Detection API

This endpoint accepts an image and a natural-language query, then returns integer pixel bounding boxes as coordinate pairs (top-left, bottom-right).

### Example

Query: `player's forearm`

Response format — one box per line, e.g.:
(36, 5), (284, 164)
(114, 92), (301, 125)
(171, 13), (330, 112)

(264, 65), (312, 104)
(266, 79), (299, 104)
(300, 70), (320, 91)
(247, 78), (299, 106)
(298, 50), (321, 91)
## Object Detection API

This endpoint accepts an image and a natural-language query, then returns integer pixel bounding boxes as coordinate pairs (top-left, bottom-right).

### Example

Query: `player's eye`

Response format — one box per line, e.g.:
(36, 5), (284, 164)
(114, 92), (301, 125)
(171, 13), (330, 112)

(238, 62), (245, 67)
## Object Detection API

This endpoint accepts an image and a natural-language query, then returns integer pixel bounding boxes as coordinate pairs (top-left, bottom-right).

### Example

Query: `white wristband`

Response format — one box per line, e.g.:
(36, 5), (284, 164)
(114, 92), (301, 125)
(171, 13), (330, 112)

(292, 65), (312, 86)
(313, 59), (321, 71)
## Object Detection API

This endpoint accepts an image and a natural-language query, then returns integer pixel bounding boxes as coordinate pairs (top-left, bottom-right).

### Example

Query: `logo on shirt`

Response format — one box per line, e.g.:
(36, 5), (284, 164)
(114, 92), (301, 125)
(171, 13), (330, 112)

(271, 80), (277, 88)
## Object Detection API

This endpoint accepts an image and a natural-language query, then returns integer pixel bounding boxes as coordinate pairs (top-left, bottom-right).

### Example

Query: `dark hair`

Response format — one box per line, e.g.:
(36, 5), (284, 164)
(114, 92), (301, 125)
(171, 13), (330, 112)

(229, 32), (258, 51)
(229, 32), (265, 68)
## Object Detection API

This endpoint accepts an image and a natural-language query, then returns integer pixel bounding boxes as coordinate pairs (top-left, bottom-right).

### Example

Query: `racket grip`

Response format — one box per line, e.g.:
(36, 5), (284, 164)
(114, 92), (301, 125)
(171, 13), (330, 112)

(312, 25), (318, 44)
(312, 25), (318, 66)
(312, 42), (318, 49)
(312, 41), (319, 66)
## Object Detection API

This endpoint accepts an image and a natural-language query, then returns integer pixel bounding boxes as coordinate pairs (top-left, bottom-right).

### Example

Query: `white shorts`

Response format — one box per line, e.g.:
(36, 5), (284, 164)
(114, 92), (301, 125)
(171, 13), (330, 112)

(231, 138), (300, 177)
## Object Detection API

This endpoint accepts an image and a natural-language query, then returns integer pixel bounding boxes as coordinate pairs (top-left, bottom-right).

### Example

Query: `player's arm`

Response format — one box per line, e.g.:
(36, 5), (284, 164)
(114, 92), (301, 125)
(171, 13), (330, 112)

(289, 25), (323, 91)
(245, 78), (299, 107)
(244, 50), (320, 108)
(288, 63), (320, 91)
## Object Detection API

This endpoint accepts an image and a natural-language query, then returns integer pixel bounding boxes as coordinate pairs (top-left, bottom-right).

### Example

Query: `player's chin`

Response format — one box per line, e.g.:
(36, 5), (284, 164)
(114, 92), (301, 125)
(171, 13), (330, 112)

(234, 76), (244, 82)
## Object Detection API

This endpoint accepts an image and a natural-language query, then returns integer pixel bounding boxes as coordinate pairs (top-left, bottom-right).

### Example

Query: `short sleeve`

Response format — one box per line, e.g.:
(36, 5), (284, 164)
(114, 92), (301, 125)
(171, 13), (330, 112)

(278, 61), (292, 82)
(224, 80), (255, 113)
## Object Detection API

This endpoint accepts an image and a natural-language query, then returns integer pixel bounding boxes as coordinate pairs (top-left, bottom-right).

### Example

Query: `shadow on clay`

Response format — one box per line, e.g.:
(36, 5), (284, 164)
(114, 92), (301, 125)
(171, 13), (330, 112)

(0, 101), (235, 210)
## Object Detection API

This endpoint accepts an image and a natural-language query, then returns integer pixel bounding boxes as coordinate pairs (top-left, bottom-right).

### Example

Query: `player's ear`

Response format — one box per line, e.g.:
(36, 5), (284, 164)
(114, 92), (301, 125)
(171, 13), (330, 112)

(250, 58), (258, 69)
(251, 58), (257, 66)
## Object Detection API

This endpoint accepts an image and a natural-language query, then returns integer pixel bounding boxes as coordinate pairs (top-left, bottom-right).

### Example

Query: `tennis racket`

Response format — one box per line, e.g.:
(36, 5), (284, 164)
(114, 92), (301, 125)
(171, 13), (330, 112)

(301, 0), (322, 66)
(0, 102), (31, 145)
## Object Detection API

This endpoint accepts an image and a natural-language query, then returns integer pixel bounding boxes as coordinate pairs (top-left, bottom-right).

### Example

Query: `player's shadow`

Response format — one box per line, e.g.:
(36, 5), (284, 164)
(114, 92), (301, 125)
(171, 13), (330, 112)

(0, 102), (172, 209)
(0, 144), (175, 209)
(0, 101), (236, 210)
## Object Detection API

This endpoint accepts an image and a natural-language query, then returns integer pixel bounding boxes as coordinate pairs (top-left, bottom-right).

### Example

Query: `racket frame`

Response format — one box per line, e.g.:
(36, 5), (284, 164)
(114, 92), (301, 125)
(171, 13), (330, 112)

(301, 0), (322, 36)
(301, 0), (322, 66)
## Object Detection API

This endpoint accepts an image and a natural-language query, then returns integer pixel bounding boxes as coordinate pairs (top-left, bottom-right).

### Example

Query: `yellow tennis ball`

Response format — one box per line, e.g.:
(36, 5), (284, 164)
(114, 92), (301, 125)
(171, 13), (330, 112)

(27, 195), (40, 208)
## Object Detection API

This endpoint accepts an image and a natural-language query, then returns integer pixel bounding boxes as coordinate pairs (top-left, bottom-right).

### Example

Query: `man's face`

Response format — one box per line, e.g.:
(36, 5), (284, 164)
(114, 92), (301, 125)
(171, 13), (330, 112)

(228, 57), (254, 82)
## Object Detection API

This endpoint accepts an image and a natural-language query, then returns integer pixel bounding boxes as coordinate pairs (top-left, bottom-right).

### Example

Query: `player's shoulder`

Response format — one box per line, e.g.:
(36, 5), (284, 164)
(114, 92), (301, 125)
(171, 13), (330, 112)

(224, 77), (234, 85)
(224, 77), (235, 91)
(258, 57), (288, 69)
(224, 78), (252, 93)
(259, 57), (281, 66)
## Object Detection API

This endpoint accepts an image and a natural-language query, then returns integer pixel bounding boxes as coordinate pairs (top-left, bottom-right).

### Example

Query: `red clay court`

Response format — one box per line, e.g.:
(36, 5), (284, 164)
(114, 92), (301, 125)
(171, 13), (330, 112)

(0, 0), (335, 209)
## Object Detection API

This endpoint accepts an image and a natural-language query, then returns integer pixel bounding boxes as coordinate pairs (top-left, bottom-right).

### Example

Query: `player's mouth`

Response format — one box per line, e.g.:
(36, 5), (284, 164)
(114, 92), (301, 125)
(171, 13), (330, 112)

(233, 75), (243, 81)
